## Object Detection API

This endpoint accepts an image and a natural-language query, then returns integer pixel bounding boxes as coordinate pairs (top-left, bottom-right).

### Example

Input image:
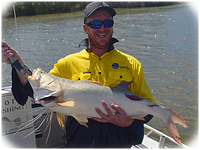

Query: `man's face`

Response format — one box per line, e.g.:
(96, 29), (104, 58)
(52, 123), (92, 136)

(83, 9), (113, 50)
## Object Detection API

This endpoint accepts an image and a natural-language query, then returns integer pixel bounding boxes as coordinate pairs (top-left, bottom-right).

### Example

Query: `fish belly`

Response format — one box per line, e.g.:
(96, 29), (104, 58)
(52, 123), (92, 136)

(52, 81), (149, 118)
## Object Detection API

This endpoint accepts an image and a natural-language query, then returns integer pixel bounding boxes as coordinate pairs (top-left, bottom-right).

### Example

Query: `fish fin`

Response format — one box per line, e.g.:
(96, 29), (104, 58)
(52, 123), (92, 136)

(79, 80), (102, 86)
(73, 114), (89, 128)
(116, 81), (134, 90)
(78, 121), (89, 128)
(56, 113), (65, 130)
(170, 109), (187, 128)
(56, 101), (75, 107)
(129, 115), (145, 121)
(162, 109), (187, 146)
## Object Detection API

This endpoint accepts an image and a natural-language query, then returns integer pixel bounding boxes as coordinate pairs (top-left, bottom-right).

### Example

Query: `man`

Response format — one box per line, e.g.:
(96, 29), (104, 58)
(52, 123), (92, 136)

(2, 2), (156, 148)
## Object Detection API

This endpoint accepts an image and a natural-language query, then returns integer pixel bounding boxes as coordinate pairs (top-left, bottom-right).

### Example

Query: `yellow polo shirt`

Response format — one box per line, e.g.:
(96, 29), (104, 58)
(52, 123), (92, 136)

(49, 48), (156, 103)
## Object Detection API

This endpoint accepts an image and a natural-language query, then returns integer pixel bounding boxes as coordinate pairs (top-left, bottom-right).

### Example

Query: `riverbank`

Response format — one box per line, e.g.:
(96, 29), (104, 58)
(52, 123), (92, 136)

(2, 2), (181, 18)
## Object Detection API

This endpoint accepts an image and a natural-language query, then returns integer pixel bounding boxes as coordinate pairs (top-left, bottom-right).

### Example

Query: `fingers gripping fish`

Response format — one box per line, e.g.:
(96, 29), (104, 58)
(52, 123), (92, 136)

(28, 68), (187, 146)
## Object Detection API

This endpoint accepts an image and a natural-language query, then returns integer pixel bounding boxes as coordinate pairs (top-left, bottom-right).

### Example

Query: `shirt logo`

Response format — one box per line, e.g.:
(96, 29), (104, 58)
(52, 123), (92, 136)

(112, 63), (119, 69)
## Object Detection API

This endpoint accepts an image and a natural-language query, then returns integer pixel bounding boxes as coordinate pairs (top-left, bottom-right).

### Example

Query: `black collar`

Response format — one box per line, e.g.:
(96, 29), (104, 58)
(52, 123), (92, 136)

(78, 37), (119, 52)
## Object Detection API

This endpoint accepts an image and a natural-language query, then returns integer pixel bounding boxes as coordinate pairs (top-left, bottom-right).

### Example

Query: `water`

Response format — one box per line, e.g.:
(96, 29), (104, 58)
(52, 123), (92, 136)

(2, 4), (198, 147)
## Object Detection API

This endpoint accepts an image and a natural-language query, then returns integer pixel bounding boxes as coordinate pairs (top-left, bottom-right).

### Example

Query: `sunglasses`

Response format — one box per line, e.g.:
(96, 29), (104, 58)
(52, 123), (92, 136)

(85, 20), (114, 29)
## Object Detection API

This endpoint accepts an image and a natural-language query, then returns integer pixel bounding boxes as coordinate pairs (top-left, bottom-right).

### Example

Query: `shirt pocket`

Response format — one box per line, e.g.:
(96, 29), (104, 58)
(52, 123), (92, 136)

(79, 72), (92, 80)
(71, 72), (92, 81)
(108, 70), (132, 85)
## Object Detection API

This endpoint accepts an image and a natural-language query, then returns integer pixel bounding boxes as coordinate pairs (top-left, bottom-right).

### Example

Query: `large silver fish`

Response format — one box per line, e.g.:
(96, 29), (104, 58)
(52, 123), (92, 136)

(28, 68), (187, 145)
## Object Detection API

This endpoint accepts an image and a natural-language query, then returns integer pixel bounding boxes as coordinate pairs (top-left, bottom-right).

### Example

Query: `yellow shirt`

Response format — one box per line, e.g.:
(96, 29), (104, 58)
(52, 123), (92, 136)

(49, 48), (156, 103)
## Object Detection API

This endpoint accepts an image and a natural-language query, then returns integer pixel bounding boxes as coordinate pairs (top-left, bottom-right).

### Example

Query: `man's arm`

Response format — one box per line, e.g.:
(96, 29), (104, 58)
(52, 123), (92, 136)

(11, 67), (33, 105)
(2, 41), (33, 105)
(129, 62), (156, 103)
(2, 41), (29, 86)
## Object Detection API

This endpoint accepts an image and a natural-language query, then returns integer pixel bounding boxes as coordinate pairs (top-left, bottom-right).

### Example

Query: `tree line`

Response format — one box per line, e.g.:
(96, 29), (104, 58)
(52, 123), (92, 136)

(2, 2), (180, 18)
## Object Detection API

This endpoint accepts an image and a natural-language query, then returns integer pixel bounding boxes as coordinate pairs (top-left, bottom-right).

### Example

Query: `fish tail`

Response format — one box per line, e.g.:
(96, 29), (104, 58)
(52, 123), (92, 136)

(56, 113), (65, 130)
(163, 109), (188, 146)
(170, 109), (187, 128)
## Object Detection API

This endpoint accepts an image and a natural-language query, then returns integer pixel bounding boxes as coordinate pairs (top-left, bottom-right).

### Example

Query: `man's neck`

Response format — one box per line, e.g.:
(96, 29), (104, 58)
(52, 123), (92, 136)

(78, 38), (119, 56)
(89, 45), (109, 57)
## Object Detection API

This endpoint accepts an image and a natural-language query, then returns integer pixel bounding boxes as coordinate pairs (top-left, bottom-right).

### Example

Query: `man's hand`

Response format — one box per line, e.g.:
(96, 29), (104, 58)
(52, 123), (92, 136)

(2, 41), (28, 85)
(92, 100), (134, 127)
(2, 41), (20, 64)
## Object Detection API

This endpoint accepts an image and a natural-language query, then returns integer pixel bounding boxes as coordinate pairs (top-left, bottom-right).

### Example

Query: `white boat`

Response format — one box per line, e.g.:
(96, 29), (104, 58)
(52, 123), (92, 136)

(133, 124), (189, 149)
(2, 87), (189, 148)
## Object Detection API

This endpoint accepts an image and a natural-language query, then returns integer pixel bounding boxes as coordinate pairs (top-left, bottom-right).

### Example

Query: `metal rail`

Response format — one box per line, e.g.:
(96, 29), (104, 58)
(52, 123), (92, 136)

(144, 124), (189, 148)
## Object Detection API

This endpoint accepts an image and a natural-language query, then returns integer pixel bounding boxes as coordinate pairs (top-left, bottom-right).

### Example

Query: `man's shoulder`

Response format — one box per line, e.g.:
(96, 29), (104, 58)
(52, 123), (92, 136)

(58, 49), (88, 64)
(113, 49), (142, 66)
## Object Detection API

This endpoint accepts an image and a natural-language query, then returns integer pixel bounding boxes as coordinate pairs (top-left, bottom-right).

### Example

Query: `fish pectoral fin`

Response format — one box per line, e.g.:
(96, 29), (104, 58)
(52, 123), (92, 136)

(73, 114), (89, 128)
(129, 115), (145, 121)
(73, 114), (88, 122)
(56, 101), (75, 107)
(78, 121), (89, 128)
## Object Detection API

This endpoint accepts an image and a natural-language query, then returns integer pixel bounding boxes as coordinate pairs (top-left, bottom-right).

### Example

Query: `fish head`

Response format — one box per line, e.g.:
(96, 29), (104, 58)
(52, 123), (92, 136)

(28, 68), (62, 107)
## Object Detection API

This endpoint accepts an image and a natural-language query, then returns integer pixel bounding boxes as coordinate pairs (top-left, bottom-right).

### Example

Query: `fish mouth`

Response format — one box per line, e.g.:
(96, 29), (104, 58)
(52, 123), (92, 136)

(37, 96), (57, 107)
(29, 68), (41, 81)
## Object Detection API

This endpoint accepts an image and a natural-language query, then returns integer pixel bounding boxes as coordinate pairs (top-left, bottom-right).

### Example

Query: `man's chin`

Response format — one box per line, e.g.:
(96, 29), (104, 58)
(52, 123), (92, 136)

(95, 37), (112, 48)
(88, 35), (112, 49)
(95, 42), (110, 49)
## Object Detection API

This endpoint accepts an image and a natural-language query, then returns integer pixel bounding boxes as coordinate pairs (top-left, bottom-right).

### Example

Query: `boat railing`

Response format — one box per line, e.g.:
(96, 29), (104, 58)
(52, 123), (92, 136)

(144, 124), (189, 148)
